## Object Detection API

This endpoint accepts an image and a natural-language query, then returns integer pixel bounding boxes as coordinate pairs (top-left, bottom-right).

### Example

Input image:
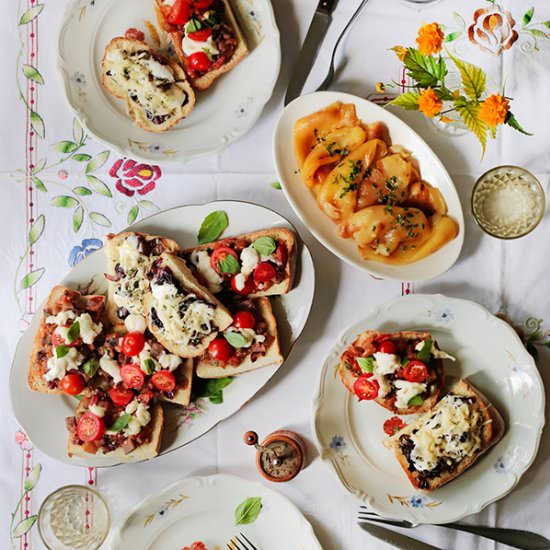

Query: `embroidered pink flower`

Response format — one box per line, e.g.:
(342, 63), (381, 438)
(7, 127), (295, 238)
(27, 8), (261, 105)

(110, 158), (161, 197)
(468, 5), (518, 55)
(58, 169), (69, 180)
(15, 430), (33, 450)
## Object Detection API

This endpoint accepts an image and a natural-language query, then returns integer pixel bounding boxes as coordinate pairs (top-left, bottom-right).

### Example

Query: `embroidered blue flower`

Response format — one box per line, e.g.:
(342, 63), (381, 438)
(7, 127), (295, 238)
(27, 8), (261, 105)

(494, 457), (507, 473)
(438, 308), (454, 322)
(330, 435), (346, 452)
(68, 238), (103, 266)
(409, 495), (428, 508)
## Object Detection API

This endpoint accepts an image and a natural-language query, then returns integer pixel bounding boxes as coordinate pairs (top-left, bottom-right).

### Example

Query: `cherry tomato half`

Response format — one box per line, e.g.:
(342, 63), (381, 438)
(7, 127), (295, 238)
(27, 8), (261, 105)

(230, 274), (255, 295)
(77, 412), (106, 442)
(121, 332), (145, 357)
(383, 416), (407, 436)
(109, 385), (134, 407)
(51, 331), (65, 347)
(60, 373), (85, 396)
(152, 371), (176, 392)
(210, 246), (239, 275)
(275, 243), (287, 265)
(167, 0), (191, 25)
(192, 0), (215, 9)
(253, 262), (276, 283)
(378, 339), (397, 355)
(125, 28), (145, 41)
(187, 28), (212, 42)
(120, 364), (145, 389)
(353, 375), (380, 401)
(402, 360), (428, 383)
(208, 337), (234, 362)
(188, 51), (212, 73)
(232, 310), (256, 330)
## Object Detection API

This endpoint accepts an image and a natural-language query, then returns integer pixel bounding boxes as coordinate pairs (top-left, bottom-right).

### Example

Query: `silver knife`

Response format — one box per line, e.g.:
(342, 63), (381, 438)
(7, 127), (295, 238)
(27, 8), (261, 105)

(284, 0), (338, 106)
(358, 522), (442, 550)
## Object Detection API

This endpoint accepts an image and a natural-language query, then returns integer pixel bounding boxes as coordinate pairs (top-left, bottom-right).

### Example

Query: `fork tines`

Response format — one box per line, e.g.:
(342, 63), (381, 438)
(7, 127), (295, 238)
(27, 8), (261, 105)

(227, 532), (259, 550)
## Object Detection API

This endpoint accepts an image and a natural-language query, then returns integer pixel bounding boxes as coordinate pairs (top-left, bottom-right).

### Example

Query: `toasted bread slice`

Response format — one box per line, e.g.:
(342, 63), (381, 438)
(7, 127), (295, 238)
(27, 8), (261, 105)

(339, 330), (445, 414)
(28, 286), (105, 394)
(104, 232), (180, 329)
(102, 37), (195, 132)
(163, 358), (194, 406)
(145, 253), (233, 357)
(385, 379), (505, 491)
(196, 297), (283, 378)
(183, 228), (297, 297)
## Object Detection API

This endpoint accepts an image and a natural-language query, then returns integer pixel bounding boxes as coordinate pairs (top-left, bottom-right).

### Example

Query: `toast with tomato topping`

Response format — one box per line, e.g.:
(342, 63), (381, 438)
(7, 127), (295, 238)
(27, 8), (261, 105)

(28, 286), (105, 395)
(156, 0), (248, 91)
(145, 253), (233, 357)
(182, 228), (297, 298)
(339, 330), (449, 414)
(385, 379), (505, 491)
(196, 297), (283, 378)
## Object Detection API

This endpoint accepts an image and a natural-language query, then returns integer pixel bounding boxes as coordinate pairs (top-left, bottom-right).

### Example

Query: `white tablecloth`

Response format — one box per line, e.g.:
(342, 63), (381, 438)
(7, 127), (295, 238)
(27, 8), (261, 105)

(2, 0), (550, 548)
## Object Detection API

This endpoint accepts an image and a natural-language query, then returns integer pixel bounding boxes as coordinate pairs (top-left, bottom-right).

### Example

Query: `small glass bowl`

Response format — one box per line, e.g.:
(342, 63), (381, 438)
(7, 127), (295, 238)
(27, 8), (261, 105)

(471, 165), (545, 239)
(38, 485), (110, 550)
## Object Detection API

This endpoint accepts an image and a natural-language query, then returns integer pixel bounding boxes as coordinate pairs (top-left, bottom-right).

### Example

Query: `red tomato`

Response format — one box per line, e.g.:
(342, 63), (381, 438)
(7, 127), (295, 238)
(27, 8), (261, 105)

(232, 310), (256, 330)
(152, 371), (176, 392)
(188, 52), (212, 73)
(121, 332), (145, 357)
(253, 262), (276, 283)
(210, 246), (239, 274)
(187, 28), (212, 42)
(275, 243), (287, 265)
(403, 360), (428, 383)
(208, 337), (234, 361)
(167, 0), (191, 25)
(125, 28), (145, 41)
(230, 274), (255, 295)
(353, 375), (380, 401)
(51, 331), (65, 347)
(120, 364), (145, 389)
(109, 385), (134, 407)
(77, 412), (106, 442)
(378, 339), (397, 355)
(60, 373), (85, 396)
(192, 0), (214, 9)
(383, 416), (407, 436)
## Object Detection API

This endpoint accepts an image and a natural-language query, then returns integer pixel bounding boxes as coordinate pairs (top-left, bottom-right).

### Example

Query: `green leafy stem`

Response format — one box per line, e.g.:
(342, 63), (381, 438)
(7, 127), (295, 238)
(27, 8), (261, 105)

(10, 464), (42, 550)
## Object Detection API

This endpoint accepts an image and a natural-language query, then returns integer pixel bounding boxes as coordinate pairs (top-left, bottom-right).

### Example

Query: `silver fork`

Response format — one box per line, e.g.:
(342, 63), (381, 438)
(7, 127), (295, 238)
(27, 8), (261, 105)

(227, 532), (259, 550)
(358, 507), (550, 550)
(316, 0), (371, 92)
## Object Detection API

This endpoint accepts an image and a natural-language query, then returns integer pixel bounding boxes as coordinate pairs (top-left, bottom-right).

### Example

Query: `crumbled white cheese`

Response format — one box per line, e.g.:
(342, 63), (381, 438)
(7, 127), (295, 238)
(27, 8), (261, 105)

(181, 33), (220, 57)
(46, 310), (76, 325)
(159, 353), (183, 372)
(225, 328), (266, 349)
(125, 399), (139, 415)
(394, 380), (427, 409)
(89, 404), (106, 418)
(240, 246), (260, 276)
(190, 250), (223, 293)
(125, 314), (147, 333)
(373, 352), (401, 375)
(373, 374), (391, 398)
(44, 348), (84, 382)
(414, 339), (456, 361)
(233, 273), (246, 292)
(77, 313), (103, 345)
(99, 354), (122, 384)
(122, 400), (151, 437)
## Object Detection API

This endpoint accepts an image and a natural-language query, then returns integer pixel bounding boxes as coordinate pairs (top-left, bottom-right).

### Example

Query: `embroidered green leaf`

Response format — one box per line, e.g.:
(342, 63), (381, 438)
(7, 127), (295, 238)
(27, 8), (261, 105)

(224, 331), (251, 348)
(51, 195), (79, 208)
(12, 516), (37, 538)
(138, 200), (160, 211)
(82, 358), (99, 378)
(452, 12), (466, 29)
(109, 413), (132, 432)
(417, 338), (432, 362)
(357, 357), (374, 373)
(523, 7), (534, 26)
(528, 28), (548, 38)
(86, 175), (112, 197)
(89, 212), (112, 227)
(544, 21), (550, 29)
(29, 214), (45, 245)
(128, 205), (139, 225)
(56, 345), (69, 359)
(505, 112), (533, 136)
(73, 154), (91, 162)
(270, 181), (282, 190)
(408, 395), (424, 407)
(252, 236), (276, 256)
(86, 151), (110, 173)
(73, 186), (92, 196)
(73, 206), (84, 232)
(444, 31), (462, 42)
(234, 497), (262, 525)
(22, 64), (44, 84)
(33, 158), (46, 174)
(20, 268), (45, 289)
(19, 4), (44, 25)
(30, 111), (45, 138)
(449, 54), (486, 100)
(32, 176), (47, 192)
(24, 464), (42, 492)
(54, 140), (79, 154)
(390, 92), (420, 110)
(456, 102), (488, 156)
(403, 48), (447, 88)
(67, 321), (80, 343)
(197, 210), (229, 244)
(73, 117), (86, 143)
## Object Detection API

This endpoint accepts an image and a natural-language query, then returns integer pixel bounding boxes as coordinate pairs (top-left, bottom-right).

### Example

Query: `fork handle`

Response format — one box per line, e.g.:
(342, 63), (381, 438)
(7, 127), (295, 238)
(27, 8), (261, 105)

(444, 523), (550, 550)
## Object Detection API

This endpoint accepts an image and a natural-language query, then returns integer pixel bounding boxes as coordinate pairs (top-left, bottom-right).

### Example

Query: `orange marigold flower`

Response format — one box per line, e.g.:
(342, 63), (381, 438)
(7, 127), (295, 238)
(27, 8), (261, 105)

(391, 46), (408, 61)
(416, 23), (444, 56)
(417, 87), (442, 118)
(478, 94), (510, 127)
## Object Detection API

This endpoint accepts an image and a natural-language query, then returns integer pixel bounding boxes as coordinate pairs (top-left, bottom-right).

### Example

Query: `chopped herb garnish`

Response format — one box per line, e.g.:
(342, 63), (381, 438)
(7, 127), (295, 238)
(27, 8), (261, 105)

(67, 321), (80, 343)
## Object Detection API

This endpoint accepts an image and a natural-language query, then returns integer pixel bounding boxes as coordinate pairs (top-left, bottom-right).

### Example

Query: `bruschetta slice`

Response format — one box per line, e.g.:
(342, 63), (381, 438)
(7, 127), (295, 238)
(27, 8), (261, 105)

(196, 297), (283, 378)
(339, 330), (449, 414)
(182, 228), (297, 297)
(385, 379), (505, 491)
(28, 286), (105, 394)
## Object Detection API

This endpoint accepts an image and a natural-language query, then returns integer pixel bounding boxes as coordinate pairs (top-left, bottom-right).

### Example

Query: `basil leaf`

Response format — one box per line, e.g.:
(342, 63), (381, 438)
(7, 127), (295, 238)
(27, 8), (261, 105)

(209, 391), (223, 404)
(234, 496), (262, 525)
(218, 254), (240, 274)
(252, 236), (276, 256)
(186, 17), (202, 32)
(109, 413), (132, 432)
(401, 357), (410, 367)
(201, 377), (233, 404)
(224, 331), (251, 348)
(357, 357), (374, 373)
(66, 321), (80, 343)
(82, 358), (99, 378)
(197, 210), (228, 244)
(143, 358), (156, 375)
(408, 395), (424, 407)
(417, 338), (432, 363)
(56, 345), (69, 358)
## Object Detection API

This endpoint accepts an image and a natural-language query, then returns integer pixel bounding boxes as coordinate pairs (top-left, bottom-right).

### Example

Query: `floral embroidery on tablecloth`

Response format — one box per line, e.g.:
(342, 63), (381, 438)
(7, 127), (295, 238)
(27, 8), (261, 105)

(68, 238), (104, 266)
(387, 494), (441, 508)
(110, 158), (162, 197)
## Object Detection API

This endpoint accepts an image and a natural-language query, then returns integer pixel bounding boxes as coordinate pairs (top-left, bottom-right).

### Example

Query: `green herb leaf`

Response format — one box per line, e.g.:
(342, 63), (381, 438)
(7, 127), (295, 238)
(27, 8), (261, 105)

(12, 516), (37, 538)
(29, 215), (45, 245)
(19, 4), (44, 25)
(20, 268), (45, 289)
(128, 205), (139, 225)
(32, 175), (47, 192)
(197, 210), (229, 244)
(234, 496), (262, 525)
(30, 111), (45, 138)
(186, 17), (202, 32)
(416, 338), (432, 363)
(86, 175), (112, 197)
(456, 102), (488, 157)
(505, 112), (533, 136)
(252, 236), (277, 256)
(523, 7), (534, 26)
(82, 358), (99, 378)
(67, 321), (80, 343)
(357, 357), (374, 373)
(403, 48), (447, 88)
(224, 331), (251, 348)
(201, 377), (233, 404)
(218, 254), (240, 274)
(51, 195), (79, 208)
(270, 181), (282, 190)
(401, 357), (410, 367)
(24, 464), (42, 492)
(89, 212), (112, 227)
(143, 358), (156, 375)
(56, 345), (69, 359)
(408, 395), (424, 407)
(209, 392), (224, 404)
(73, 186), (92, 196)
(73, 205), (84, 232)
(22, 64), (44, 84)
(389, 92), (420, 111)
(109, 413), (132, 432)
(448, 54), (486, 101)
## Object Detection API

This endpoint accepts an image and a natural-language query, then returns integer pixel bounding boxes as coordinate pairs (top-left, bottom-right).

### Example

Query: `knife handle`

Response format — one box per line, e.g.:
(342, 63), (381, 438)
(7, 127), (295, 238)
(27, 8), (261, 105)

(317, 0), (338, 16)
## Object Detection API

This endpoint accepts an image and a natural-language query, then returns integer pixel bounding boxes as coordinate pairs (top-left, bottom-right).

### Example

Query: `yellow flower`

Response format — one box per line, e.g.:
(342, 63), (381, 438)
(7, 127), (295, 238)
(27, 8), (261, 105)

(478, 94), (510, 127)
(416, 23), (444, 56)
(375, 82), (386, 93)
(391, 46), (408, 61)
(417, 87), (443, 118)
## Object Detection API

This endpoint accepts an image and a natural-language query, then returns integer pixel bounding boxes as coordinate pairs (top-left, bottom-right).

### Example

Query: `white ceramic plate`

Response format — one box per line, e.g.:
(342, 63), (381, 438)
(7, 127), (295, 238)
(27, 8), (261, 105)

(312, 294), (545, 524)
(10, 201), (315, 467)
(111, 474), (322, 549)
(57, 0), (280, 162)
(273, 91), (465, 281)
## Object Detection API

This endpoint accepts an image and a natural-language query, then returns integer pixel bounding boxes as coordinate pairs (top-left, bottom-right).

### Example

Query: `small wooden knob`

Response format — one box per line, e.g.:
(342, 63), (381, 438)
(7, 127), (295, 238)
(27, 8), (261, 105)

(244, 431), (258, 446)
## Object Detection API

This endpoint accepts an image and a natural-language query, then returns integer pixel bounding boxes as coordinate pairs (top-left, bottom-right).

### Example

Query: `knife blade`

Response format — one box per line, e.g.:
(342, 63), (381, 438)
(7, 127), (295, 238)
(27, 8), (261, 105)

(358, 522), (441, 550)
(284, 0), (338, 106)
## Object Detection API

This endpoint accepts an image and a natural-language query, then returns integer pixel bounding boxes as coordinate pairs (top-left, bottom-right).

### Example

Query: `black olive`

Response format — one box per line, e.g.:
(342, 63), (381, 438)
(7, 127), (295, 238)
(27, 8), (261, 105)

(117, 306), (129, 320)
